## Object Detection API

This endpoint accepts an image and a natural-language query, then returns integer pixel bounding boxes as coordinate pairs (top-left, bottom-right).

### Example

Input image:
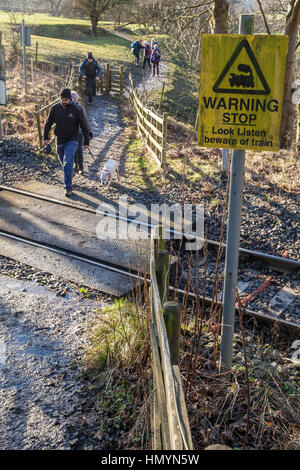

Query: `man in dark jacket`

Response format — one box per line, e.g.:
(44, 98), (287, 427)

(80, 52), (101, 103)
(43, 88), (90, 197)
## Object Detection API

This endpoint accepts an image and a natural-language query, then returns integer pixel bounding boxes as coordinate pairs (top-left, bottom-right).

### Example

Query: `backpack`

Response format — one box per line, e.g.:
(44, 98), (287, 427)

(151, 46), (161, 63)
(155, 46), (161, 57)
(131, 42), (136, 48)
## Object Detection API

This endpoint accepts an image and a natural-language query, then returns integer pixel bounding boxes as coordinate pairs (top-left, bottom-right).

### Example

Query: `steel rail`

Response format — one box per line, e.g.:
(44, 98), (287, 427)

(0, 184), (299, 273)
(0, 229), (299, 333)
(0, 229), (140, 281)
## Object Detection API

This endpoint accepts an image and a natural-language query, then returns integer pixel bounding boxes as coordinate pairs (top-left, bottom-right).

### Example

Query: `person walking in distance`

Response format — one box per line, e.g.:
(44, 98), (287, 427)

(80, 52), (101, 104)
(151, 43), (161, 77)
(142, 41), (151, 70)
(43, 88), (90, 197)
(131, 39), (145, 65)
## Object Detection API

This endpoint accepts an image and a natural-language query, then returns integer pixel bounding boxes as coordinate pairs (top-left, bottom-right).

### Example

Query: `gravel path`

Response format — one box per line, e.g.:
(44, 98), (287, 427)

(0, 274), (104, 450)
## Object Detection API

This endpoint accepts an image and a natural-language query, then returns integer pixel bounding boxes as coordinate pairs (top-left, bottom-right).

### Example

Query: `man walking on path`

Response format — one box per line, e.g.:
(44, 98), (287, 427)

(71, 90), (92, 175)
(80, 52), (101, 104)
(43, 88), (90, 197)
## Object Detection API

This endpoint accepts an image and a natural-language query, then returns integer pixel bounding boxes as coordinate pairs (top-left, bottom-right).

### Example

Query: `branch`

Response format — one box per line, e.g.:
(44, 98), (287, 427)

(256, 0), (271, 34)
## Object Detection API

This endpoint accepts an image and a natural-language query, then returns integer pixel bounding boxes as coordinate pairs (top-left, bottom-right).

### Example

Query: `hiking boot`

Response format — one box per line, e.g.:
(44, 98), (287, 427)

(78, 169), (84, 175)
(65, 189), (72, 197)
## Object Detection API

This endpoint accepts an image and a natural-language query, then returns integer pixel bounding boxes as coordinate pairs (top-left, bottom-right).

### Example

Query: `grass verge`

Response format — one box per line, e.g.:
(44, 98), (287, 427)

(81, 297), (151, 450)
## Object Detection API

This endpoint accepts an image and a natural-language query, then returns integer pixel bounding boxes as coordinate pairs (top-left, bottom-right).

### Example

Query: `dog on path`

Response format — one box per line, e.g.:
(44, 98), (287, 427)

(100, 159), (119, 187)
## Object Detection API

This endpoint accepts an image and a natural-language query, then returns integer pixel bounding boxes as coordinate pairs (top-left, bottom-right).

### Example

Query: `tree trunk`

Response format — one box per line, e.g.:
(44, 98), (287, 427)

(90, 11), (99, 36)
(212, 0), (229, 34)
(49, 0), (63, 17)
(280, 0), (300, 148)
(212, 1), (230, 175)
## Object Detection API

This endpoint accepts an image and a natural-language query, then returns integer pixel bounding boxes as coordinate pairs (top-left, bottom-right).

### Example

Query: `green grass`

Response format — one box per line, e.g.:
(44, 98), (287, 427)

(125, 136), (164, 191)
(0, 11), (132, 66)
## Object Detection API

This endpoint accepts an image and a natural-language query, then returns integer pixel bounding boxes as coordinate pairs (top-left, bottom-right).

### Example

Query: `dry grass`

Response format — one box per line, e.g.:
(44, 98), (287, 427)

(122, 104), (300, 202)
(2, 64), (66, 146)
(81, 288), (152, 450)
(170, 251), (300, 450)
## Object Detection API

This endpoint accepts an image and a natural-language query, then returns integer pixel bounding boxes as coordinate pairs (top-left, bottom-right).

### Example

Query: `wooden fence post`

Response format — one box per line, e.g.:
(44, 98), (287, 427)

(31, 58), (34, 83)
(105, 64), (110, 94)
(156, 249), (169, 306)
(35, 41), (38, 63)
(120, 65), (124, 95)
(163, 301), (181, 365)
(22, 20), (28, 95)
(35, 105), (43, 148)
(159, 82), (165, 111)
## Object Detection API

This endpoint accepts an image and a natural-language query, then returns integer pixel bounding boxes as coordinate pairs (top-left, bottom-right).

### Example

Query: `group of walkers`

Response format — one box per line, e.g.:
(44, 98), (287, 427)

(131, 38), (161, 77)
(43, 52), (97, 197)
(42, 39), (162, 198)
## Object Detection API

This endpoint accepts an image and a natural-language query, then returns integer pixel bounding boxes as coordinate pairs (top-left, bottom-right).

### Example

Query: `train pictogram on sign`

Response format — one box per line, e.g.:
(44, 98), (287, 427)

(213, 39), (270, 95)
(229, 64), (254, 88)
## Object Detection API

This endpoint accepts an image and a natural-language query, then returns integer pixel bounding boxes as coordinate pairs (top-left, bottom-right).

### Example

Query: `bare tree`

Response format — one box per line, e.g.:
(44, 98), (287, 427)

(73, 0), (127, 35)
(280, 0), (300, 146)
(48, 0), (64, 16)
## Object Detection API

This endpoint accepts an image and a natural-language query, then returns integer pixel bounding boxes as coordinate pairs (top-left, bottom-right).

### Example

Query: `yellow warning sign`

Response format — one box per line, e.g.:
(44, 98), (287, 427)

(198, 34), (289, 151)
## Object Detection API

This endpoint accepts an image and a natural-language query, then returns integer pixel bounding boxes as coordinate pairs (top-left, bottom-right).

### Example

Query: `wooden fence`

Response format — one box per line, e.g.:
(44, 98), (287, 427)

(129, 73), (167, 168)
(150, 226), (193, 450)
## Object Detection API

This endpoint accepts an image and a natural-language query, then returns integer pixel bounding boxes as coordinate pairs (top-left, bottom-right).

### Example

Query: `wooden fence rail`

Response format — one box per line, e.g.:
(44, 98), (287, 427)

(129, 73), (167, 168)
(150, 226), (193, 450)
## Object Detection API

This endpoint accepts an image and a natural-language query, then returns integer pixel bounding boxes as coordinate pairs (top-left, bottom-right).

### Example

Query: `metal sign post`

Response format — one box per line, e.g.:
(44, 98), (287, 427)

(22, 20), (27, 94)
(219, 15), (254, 376)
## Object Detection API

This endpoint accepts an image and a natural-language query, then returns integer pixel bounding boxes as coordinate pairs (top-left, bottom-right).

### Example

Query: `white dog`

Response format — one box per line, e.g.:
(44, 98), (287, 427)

(100, 159), (119, 187)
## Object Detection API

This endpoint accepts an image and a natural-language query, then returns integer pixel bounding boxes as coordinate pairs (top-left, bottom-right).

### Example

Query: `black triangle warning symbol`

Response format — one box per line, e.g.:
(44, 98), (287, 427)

(213, 39), (270, 95)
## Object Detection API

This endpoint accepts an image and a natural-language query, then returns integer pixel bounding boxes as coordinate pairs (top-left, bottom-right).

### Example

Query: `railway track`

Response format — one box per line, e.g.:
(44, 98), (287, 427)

(0, 184), (299, 333)
(1, 184), (299, 272)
